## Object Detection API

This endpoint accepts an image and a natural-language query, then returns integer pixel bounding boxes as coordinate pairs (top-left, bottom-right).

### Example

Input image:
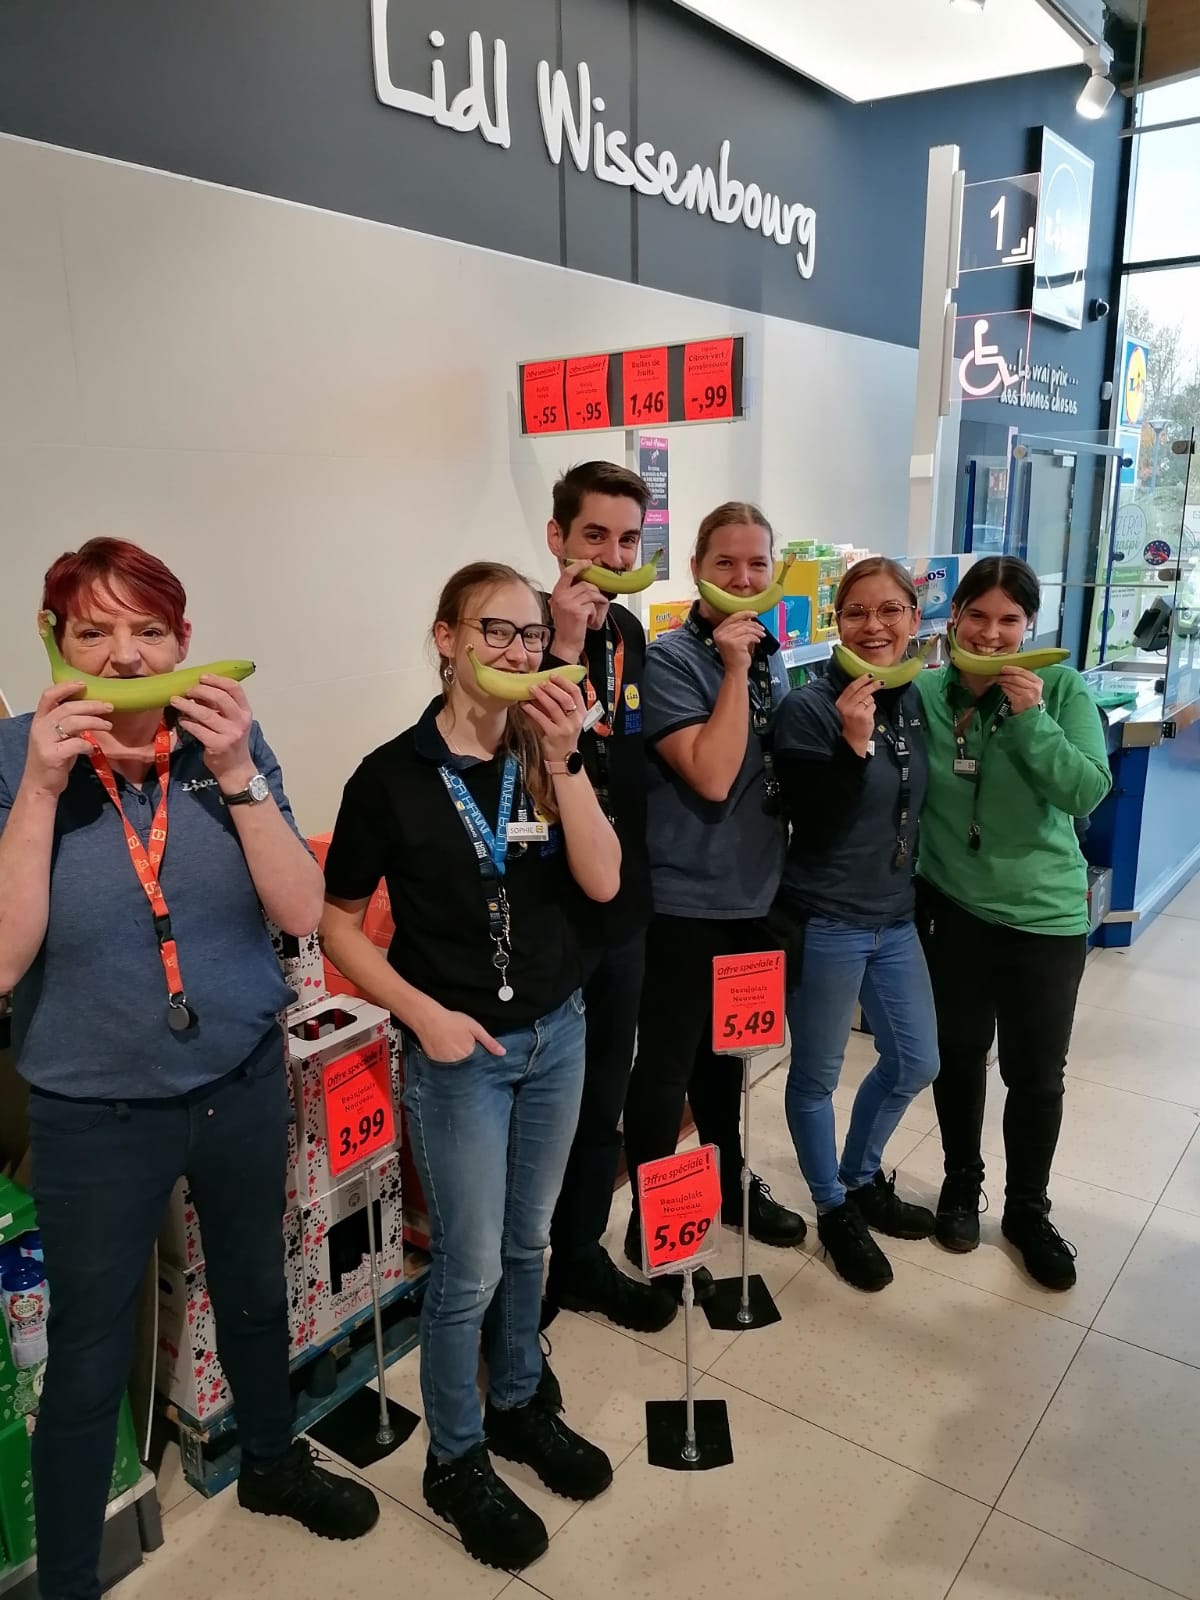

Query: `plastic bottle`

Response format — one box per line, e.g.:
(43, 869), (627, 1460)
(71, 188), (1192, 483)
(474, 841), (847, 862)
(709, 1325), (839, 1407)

(18, 1232), (43, 1264)
(2, 1259), (49, 1369)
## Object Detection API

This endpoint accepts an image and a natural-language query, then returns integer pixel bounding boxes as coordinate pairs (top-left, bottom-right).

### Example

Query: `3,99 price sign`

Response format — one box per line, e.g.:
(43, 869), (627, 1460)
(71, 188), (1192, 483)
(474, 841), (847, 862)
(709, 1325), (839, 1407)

(637, 1145), (722, 1275)
(322, 1038), (396, 1179)
(712, 950), (786, 1055)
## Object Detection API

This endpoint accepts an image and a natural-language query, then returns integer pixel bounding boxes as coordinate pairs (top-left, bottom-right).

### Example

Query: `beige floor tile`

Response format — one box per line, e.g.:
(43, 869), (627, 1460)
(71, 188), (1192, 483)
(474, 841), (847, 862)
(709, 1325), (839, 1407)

(1162, 873), (1200, 922)
(999, 1331), (1200, 1598)
(1079, 922), (1200, 1028)
(884, 1135), (1153, 1328)
(949, 1512), (1182, 1600)
(977, 1075), (1199, 1204)
(523, 1374), (988, 1600)
(1160, 1128), (1200, 1218)
(1066, 1003), (1200, 1110)
(111, 1461), (510, 1600)
(706, 1254), (1084, 1503)
(1095, 1205), (1200, 1368)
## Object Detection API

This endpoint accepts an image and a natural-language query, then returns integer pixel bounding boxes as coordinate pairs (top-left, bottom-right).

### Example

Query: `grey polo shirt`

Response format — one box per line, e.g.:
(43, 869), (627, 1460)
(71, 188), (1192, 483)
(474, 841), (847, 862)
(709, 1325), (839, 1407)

(0, 715), (300, 1099)
(642, 608), (788, 919)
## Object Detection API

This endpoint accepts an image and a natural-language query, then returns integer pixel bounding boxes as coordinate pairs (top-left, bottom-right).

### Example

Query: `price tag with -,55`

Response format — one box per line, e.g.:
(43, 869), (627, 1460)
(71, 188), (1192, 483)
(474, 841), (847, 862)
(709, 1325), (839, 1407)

(637, 1145), (722, 1276)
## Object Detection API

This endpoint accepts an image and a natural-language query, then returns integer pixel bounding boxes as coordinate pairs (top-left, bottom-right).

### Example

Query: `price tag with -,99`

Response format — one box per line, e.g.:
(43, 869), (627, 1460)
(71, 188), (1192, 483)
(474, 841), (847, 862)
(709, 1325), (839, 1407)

(637, 1145), (722, 1276)
(322, 1037), (396, 1179)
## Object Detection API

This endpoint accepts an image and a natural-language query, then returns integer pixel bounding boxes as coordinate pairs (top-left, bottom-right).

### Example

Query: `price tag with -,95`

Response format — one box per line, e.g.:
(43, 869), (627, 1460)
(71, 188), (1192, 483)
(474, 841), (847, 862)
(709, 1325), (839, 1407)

(637, 1145), (722, 1276)
(712, 950), (786, 1055)
(322, 1037), (396, 1179)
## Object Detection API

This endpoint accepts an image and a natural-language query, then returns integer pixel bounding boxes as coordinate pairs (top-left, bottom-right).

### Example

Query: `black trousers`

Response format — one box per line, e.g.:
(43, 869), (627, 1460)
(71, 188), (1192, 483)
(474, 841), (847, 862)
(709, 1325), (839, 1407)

(915, 879), (1088, 1211)
(29, 1031), (293, 1600)
(548, 928), (647, 1279)
(623, 913), (774, 1218)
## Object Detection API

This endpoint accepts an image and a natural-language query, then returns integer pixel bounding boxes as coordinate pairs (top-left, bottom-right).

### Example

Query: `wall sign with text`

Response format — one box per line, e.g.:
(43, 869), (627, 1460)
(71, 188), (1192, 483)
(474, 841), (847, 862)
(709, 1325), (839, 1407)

(519, 336), (745, 436)
(1032, 128), (1094, 332)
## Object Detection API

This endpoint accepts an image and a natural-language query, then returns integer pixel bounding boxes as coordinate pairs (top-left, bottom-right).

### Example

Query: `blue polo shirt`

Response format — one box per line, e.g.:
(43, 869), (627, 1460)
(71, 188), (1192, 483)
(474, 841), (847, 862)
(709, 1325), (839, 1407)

(0, 716), (300, 1099)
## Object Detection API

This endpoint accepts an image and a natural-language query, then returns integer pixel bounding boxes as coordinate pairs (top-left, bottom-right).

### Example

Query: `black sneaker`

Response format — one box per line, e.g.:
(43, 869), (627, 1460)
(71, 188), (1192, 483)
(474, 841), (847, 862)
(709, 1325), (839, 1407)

(817, 1202), (894, 1292)
(423, 1443), (547, 1571)
(723, 1175), (808, 1247)
(847, 1170), (936, 1240)
(238, 1440), (379, 1540)
(623, 1212), (716, 1304)
(935, 1172), (986, 1254)
(548, 1244), (677, 1332)
(485, 1391), (612, 1501)
(1001, 1206), (1078, 1291)
(537, 1337), (563, 1415)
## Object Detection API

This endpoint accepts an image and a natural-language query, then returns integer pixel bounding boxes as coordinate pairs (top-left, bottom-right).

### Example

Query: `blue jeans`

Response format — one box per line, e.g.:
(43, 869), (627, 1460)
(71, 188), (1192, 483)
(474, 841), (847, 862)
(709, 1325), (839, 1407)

(403, 993), (586, 1461)
(784, 917), (939, 1212)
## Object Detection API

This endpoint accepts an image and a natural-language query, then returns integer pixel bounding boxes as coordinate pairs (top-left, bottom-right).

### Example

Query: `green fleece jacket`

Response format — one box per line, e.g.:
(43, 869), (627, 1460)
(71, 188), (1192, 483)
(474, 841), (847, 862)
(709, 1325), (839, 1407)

(914, 664), (1112, 935)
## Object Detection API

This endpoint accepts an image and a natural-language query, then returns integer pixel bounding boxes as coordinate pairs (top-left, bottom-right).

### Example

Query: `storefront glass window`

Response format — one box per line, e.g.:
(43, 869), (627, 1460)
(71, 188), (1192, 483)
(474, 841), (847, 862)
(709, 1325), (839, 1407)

(1127, 80), (1200, 263)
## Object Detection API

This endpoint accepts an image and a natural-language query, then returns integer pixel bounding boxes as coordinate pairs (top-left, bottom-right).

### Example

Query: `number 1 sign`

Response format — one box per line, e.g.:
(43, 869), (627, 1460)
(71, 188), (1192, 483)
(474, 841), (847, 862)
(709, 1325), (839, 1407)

(712, 951), (786, 1056)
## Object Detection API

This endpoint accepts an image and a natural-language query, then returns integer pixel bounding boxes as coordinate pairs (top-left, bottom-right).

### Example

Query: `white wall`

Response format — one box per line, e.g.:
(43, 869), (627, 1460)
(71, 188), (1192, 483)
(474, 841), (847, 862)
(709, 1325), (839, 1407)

(0, 134), (917, 831)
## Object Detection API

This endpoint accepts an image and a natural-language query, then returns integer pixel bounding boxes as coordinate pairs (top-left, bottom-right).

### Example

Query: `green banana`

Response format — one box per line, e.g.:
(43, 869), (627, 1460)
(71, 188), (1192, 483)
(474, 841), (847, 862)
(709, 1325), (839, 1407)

(467, 646), (586, 703)
(577, 555), (661, 595)
(38, 611), (255, 712)
(696, 557), (795, 616)
(833, 635), (938, 688)
(947, 629), (1069, 675)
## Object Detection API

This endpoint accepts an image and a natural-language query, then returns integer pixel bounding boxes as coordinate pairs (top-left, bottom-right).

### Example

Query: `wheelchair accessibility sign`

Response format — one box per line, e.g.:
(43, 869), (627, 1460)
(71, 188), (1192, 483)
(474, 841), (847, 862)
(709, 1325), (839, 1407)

(953, 312), (1033, 403)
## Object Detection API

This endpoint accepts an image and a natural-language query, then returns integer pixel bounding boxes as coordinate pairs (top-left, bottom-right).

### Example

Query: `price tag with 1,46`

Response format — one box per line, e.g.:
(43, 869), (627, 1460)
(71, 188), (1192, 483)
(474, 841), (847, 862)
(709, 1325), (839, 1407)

(322, 1037), (396, 1179)
(637, 1145), (722, 1276)
(712, 950), (786, 1055)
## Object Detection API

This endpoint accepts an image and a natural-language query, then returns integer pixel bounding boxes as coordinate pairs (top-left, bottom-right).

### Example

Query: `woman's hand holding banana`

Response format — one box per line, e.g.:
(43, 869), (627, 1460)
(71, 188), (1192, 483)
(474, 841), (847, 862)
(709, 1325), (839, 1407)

(23, 682), (114, 798)
(523, 677), (586, 764)
(835, 676), (878, 758)
(997, 666), (1044, 716)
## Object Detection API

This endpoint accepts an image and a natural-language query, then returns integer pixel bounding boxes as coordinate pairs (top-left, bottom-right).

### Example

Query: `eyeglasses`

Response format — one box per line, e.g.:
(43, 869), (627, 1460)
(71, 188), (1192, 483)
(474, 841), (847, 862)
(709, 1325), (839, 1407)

(838, 601), (915, 624)
(468, 617), (552, 652)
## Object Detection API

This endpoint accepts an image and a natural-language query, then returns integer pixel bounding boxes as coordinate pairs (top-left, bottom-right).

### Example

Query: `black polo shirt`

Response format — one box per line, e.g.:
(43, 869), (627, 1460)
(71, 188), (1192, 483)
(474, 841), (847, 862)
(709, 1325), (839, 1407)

(547, 601), (652, 949)
(323, 699), (580, 1032)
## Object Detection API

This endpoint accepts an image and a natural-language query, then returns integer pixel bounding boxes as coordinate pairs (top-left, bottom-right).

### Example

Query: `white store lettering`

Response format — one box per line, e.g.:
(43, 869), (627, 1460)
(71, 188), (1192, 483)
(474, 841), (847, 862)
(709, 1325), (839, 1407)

(371, 2), (817, 281)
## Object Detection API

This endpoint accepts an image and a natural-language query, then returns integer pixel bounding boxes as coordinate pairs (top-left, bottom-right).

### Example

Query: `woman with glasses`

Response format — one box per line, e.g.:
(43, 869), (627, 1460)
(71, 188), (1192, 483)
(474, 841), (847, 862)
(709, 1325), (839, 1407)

(621, 503), (806, 1303)
(774, 557), (939, 1291)
(320, 562), (620, 1573)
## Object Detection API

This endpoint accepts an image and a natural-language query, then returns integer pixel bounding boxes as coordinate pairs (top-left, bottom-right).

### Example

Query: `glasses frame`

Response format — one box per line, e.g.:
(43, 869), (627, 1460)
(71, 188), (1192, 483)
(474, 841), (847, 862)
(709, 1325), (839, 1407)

(467, 616), (553, 652)
(836, 601), (916, 624)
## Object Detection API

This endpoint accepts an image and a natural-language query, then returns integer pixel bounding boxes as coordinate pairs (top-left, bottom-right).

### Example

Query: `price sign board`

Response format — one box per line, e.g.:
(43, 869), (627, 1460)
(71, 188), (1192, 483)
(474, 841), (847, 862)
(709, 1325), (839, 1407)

(712, 951), (786, 1055)
(322, 1037), (395, 1179)
(683, 337), (735, 421)
(565, 353), (610, 431)
(637, 1145), (722, 1276)
(622, 346), (669, 428)
(521, 359), (566, 435)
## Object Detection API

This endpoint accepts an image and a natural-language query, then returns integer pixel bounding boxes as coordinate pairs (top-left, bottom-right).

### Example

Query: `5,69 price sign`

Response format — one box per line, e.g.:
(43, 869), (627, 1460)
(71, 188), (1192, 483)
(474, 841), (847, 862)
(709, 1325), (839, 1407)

(637, 1144), (722, 1275)
(712, 950), (786, 1055)
(322, 1038), (396, 1179)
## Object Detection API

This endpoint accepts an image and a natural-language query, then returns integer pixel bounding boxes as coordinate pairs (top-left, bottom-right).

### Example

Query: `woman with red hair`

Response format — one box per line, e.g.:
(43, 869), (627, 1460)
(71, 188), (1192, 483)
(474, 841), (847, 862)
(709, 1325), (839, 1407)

(0, 539), (378, 1600)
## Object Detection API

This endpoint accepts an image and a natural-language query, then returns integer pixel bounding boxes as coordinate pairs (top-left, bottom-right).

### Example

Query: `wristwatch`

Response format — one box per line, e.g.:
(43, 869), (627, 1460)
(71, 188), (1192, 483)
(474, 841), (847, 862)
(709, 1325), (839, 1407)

(545, 751), (585, 776)
(221, 772), (271, 806)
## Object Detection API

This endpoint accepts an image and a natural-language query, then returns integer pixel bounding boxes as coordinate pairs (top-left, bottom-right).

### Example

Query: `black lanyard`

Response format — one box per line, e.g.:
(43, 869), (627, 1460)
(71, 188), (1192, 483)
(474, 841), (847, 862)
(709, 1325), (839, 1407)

(584, 619), (620, 819)
(872, 702), (914, 870)
(436, 755), (519, 1003)
(952, 697), (1011, 854)
(684, 613), (781, 815)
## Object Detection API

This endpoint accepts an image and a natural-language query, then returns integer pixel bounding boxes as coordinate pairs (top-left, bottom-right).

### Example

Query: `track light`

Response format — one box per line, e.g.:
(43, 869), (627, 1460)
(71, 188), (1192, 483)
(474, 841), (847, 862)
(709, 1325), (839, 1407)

(1077, 43), (1115, 119)
(950, 0), (987, 11)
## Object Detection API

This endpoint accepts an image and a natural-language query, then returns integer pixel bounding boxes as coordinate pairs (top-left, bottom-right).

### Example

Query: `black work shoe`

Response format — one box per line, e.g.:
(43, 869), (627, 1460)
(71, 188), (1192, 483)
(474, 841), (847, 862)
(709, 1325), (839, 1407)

(1001, 1206), (1078, 1291)
(238, 1440), (379, 1540)
(485, 1391), (613, 1502)
(935, 1173), (986, 1253)
(549, 1244), (677, 1332)
(623, 1212), (715, 1304)
(723, 1175), (808, 1247)
(423, 1444), (547, 1571)
(847, 1169), (936, 1240)
(537, 1338), (563, 1415)
(817, 1202), (894, 1292)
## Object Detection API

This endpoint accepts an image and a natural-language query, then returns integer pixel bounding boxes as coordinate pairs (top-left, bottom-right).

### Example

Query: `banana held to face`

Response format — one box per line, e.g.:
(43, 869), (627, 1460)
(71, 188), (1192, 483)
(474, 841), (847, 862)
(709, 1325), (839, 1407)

(696, 557), (795, 616)
(834, 635), (938, 688)
(576, 555), (662, 595)
(947, 628), (1069, 675)
(38, 611), (255, 713)
(466, 646), (586, 704)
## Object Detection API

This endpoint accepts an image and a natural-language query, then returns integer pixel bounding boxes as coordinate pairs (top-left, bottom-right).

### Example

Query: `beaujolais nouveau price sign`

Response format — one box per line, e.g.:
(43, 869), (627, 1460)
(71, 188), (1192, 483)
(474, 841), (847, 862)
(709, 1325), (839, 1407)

(638, 1145), (722, 1276)
(323, 1037), (396, 1180)
(712, 950), (786, 1055)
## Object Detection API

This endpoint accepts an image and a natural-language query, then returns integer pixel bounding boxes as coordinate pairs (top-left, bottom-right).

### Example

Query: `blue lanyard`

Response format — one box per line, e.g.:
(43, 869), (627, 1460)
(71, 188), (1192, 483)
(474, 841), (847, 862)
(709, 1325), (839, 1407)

(437, 754), (519, 879)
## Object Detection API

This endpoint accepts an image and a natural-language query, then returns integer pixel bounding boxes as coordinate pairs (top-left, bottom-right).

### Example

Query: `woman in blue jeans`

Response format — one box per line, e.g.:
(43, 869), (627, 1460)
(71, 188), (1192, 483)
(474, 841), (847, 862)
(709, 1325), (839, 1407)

(774, 557), (939, 1291)
(321, 561), (620, 1574)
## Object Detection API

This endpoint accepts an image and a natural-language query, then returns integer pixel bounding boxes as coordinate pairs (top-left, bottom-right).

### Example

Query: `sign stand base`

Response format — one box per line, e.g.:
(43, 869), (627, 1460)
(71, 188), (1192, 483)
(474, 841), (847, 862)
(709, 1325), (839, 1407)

(704, 1056), (782, 1332)
(645, 1399), (733, 1471)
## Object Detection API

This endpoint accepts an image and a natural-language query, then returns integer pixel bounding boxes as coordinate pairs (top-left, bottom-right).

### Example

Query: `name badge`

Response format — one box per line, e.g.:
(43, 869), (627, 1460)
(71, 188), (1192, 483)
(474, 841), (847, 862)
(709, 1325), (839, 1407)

(506, 820), (550, 843)
(953, 758), (978, 778)
(865, 740), (875, 757)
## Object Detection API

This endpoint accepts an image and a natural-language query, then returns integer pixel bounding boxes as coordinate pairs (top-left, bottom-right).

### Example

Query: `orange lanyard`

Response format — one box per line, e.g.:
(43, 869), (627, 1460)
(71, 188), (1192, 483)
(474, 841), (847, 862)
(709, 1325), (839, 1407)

(87, 723), (195, 1032)
(583, 621), (624, 738)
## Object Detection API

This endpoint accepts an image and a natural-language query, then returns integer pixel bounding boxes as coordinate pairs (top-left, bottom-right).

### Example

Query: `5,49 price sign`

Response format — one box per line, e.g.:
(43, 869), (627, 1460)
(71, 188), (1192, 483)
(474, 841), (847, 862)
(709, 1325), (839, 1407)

(712, 950), (786, 1055)
(322, 1038), (396, 1180)
(637, 1144), (722, 1275)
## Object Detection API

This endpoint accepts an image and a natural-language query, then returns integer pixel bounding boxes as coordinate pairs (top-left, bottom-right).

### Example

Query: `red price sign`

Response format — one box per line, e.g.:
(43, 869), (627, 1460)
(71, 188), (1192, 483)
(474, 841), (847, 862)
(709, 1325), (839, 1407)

(712, 950), (785, 1054)
(522, 360), (566, 435)
(565, 353), (610, 430)
(322, 1038), (395, 1179)
(622, 345), (669, 427)
(683, 337), (734, 422)
(637, 1144), (722, 1275)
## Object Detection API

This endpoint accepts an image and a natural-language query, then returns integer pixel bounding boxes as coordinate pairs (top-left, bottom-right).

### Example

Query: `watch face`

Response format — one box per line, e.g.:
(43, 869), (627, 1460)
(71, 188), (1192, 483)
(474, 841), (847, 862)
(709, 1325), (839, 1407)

(566, 750), (585, 775)
(248, 773), (270, 802)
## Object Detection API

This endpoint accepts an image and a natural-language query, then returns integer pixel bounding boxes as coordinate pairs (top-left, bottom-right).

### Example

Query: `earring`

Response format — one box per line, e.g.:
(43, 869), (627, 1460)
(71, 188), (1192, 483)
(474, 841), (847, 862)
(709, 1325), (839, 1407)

(441, 661), (455, 684)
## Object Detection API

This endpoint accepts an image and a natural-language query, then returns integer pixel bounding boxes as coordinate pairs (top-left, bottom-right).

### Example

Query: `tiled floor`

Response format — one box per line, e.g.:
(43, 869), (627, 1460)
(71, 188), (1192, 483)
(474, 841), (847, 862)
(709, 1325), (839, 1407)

(124, 880), (1200, 1599)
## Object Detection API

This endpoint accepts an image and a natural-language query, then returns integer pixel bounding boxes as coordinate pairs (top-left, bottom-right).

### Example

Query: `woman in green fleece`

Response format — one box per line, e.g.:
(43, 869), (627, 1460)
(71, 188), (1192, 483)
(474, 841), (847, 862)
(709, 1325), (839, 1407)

(915, 555), (1110, 1291)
